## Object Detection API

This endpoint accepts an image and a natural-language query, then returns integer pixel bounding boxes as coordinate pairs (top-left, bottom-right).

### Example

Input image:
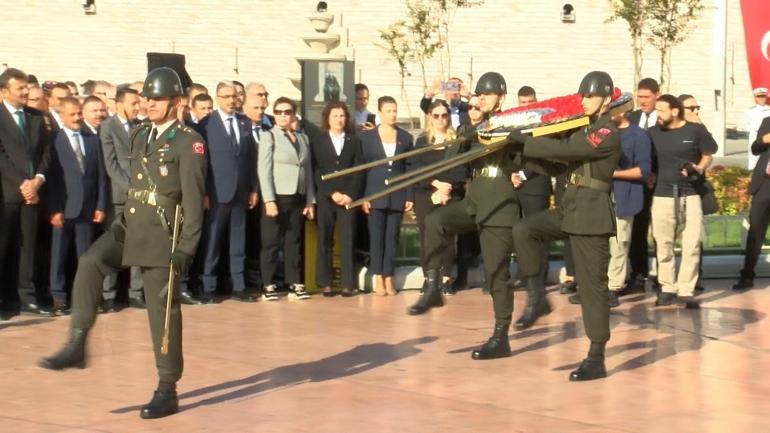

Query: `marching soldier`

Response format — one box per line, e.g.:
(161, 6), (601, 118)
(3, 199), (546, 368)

(407, 72), (542, 361)
(508, 71), (621, 381)
(39, 67), (207, 418)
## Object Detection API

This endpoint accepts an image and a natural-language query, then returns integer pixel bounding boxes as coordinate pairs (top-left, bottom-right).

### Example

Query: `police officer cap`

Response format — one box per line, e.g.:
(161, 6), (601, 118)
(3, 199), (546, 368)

(578, 71), (614, 97)
(142, 67), (184, 98)
(475, 72), (507, 95)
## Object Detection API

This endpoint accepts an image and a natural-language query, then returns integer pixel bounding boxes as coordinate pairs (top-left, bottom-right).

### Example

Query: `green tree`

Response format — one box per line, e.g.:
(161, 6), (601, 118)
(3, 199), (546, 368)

(378, 21), (416, 127)
(645, 0), (704, 91)
(406, 0), (443, 89)
(607, 0), (647, 90)
(430, 0), (485, 77)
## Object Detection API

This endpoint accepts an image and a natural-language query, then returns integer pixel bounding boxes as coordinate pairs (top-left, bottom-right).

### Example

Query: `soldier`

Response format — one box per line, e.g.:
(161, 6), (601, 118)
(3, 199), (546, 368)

(508, 71), (621, 381)
(38, 67), (207, 418)
(407, 72), (539, 361)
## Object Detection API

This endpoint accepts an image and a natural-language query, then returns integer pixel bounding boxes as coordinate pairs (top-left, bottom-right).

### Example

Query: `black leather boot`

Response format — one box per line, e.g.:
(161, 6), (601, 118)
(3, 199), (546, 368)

(514, 277), (552, 331)
(407, 269), (444, 315)
(38, 328), (87, 370)
(569, 358), (607, 381)
(471, 322), (511, 360)
(140, 386), (179, 419)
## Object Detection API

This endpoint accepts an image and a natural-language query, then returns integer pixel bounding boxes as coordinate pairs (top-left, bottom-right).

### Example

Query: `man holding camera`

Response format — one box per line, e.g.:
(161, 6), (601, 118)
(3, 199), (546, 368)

(648, 94), (716, 307)
(420, 77), (470, 129)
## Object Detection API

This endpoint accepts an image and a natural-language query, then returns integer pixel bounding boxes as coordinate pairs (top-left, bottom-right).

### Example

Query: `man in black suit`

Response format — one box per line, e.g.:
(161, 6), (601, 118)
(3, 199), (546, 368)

(79, 96), (108, 136)
(624, 77), (659, 293)
(196, 81), (258, 301)
(734, 117), (770, 290)
(0, 67), (52, 319)
(47, 97), (108, 301)
(310, 101), (363, 296)
(45, 82), (72, 134)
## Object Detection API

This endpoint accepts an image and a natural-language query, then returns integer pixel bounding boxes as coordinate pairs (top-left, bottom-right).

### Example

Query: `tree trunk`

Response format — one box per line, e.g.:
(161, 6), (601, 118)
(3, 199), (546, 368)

(400, 71), (415, 129)
(659, 45), (672, 93)
(632, 33), (642, 92)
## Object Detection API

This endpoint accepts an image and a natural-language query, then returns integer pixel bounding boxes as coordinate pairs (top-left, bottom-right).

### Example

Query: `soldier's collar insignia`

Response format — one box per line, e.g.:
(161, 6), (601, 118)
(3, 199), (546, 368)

(167, 128), (177, 140)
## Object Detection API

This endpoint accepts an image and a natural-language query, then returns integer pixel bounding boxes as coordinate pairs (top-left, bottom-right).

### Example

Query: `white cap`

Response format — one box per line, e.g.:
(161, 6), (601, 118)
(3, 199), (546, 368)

(754, 87), (768, 96)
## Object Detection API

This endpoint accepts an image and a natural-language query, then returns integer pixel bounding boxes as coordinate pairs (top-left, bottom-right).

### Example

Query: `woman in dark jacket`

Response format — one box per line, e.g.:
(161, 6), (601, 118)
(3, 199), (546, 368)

(411, 100), (469, 295)
(360, 96), (414, 295)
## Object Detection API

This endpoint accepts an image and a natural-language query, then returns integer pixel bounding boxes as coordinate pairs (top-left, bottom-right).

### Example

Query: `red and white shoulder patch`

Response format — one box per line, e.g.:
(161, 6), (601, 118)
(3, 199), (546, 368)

(586, 127), (612, 148)
(192, 142), (205, 155)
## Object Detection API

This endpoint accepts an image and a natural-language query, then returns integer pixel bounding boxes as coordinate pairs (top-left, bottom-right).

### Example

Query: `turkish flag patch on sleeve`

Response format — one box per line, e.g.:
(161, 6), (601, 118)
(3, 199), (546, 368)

(192, 142), (205, 155)
(586, 128), (611, 148)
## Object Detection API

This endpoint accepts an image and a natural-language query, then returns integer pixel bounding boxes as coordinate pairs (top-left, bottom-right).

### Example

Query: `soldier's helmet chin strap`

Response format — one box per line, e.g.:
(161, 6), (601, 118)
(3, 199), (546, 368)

(586, 95), (611, 119)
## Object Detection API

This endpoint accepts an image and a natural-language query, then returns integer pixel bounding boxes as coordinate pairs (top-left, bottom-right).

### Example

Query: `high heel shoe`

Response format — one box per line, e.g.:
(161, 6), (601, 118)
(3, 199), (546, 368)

(384, 276), (397, 296)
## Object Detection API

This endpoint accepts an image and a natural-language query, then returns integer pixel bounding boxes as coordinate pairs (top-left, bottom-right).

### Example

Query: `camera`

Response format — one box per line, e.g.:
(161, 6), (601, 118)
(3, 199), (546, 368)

(441, 81), (459, 92)
(680, 162), (701, 182)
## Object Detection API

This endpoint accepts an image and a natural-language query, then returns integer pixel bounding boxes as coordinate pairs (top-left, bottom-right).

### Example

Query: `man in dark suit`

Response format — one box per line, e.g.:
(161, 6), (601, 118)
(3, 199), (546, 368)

(624, 77), (659, 293)
(0, 67), (53, 319)
(309, 102), (363, 296)
(80, 96), (108, 136)
(47, 97), (108, 300)
(419, 77), (470, 129)
(196, 81), (258, 301)
(733, 116), (770, 290)
(99, 87), (146, 309)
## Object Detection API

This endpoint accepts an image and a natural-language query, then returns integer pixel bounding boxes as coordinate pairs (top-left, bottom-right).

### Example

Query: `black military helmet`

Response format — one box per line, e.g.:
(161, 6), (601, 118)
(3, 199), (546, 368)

(142, 67), (184, 98)
(578, 71), (614, 97)
(475, 72), (507, 95)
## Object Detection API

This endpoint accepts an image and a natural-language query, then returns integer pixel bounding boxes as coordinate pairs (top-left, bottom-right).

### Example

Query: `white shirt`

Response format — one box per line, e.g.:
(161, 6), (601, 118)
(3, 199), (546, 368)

(116, 115), (131, 134)
(330, 131), (345, 156)
(638, 110), (657, 130)
(216, 109), (241, 143)
(62, 126), (85, 157)
(83, 121), (98, 135)
(150, 118), (177, 142)
(741, 104), (770, 169)
(382, 141), (397, 165)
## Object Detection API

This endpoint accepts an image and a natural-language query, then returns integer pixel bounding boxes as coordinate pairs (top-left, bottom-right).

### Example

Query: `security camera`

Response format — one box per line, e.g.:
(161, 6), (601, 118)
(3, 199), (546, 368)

(82, 0), (96, 15)
(561, 3), (575, 23)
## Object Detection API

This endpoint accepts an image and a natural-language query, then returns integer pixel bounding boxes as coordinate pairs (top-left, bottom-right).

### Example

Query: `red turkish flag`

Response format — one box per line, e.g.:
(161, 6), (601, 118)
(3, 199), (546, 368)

(740, 0), (770, 90)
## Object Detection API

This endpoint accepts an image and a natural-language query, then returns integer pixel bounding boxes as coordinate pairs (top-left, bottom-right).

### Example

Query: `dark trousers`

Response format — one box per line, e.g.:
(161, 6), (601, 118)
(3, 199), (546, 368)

(414, 191), (454, 274)
(315, 198), (357, 288)
(553, 175), (575, 277)
(0, 203), (21, 308)
(423, 200), (515, 324)
(514, 208), (610, 343)
(368, 208), (403, 277)
(628, 186), (653, 278)
(742, 188), (770, 279)
(102, 204), (143, 301)
(19, 203), (53, 304)
(50, 219), (96, 295)
(70, 231), (183, 383)
(516, 193), (551, 281)
(203, 200), (247, 292)
(244, 206), (262, 289)
(260, 194), (304, 286)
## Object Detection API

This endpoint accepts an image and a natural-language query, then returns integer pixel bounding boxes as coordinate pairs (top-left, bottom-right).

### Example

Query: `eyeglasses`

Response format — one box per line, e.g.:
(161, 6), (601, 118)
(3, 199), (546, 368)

(431, 113), (448, 119)
(217, 94), (237, 99)
(685, 105), (701, 112)
(274, 109), (294, 116)
(468, 105), (481, 111)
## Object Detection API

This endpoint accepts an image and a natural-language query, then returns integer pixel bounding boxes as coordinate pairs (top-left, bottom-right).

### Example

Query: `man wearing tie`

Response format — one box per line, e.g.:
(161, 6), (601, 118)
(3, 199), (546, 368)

(0, 67), (52, 319)
(100, 87), (147, 309)
(196, 81), (258, 301)
(624, 77), (659, 293)
(48, 97), (108, 301)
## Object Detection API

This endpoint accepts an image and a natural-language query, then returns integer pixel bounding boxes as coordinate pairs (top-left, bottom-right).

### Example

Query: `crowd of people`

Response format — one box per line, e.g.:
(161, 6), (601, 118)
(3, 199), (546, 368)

(1, 66), (769, 325)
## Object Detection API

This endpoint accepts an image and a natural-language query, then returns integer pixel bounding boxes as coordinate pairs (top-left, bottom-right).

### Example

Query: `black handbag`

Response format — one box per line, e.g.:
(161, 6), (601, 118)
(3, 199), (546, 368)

(694, 177), (718, 215)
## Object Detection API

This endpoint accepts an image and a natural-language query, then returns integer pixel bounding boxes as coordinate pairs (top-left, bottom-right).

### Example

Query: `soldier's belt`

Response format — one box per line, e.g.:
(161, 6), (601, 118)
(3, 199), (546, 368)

(472, 166), (502, 178)
(127, 189), (179, 208)
(567, 173), (610, 192)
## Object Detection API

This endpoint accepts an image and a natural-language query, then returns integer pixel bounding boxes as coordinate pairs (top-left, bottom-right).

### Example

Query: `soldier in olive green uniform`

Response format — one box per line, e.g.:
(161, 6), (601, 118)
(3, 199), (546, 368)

(408, 72), (538, 361)
(508, 71), (621, 381)
(39, 67), (206, 418)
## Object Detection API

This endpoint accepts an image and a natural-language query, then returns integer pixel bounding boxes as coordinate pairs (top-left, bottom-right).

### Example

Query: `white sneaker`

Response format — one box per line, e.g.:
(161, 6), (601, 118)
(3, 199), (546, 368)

(261, 284), (279, 301)
(289, 284), (311, 300)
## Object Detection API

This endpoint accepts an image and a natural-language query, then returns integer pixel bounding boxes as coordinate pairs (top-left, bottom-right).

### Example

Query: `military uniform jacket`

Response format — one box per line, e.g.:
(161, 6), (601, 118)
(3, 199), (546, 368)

(518, 113), (621, 235)
(447, 123), (520, 227)
(116, 120), (207, 267)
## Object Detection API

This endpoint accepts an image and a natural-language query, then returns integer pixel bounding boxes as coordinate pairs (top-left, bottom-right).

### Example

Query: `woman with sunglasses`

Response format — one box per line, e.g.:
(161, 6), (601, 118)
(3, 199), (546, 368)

(360, 96), (414, 295)
(258, 97), (316, 301)
(411, 100), (468, 295)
